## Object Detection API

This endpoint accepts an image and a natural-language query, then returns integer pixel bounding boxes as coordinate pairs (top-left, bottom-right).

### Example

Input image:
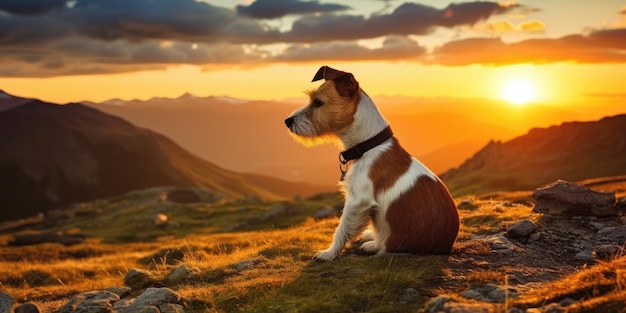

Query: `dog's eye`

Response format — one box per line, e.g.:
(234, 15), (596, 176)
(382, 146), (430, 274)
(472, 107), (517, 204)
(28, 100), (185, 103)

(312, 98), (324, 108)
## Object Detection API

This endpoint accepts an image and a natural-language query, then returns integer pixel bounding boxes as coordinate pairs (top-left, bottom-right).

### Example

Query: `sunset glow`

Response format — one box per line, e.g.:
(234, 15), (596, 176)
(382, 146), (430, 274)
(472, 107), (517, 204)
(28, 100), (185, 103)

(0, 0), (624, 110)
(502, 79), (536, 105)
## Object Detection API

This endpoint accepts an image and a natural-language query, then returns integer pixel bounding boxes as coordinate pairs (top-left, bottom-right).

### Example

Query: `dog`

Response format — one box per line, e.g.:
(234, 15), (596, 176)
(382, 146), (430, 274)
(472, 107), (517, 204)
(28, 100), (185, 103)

(285, 66), (460, 261)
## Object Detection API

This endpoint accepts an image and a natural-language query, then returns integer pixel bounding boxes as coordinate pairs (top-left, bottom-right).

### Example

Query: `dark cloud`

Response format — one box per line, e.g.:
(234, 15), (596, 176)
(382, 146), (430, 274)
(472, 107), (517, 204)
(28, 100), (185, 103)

(0, 0), (68, 15)
(431, 28), (626, 65)
(1, 0), (624, 78)
(285, 2), (519, 42)
(274, 36), (426, 62)
(236, 0), (351, 19)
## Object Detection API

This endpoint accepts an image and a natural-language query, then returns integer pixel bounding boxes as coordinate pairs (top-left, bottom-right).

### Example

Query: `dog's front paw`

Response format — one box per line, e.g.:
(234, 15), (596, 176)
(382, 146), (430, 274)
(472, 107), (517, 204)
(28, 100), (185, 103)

(313, 249), (337, 261)
(360, 240), (379, 253)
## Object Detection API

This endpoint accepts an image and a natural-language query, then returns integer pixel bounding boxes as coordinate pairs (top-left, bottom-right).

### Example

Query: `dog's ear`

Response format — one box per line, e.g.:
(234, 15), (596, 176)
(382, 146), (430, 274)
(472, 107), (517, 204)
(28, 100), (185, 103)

(312, 65), (348, 82)
(334, 73), (359, 98)
(312, 66), (359, 98)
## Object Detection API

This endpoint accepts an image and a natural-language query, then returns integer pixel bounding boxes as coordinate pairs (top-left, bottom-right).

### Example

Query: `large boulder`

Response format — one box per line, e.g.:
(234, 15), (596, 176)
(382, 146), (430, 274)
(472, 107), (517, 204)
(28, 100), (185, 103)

(532, 180), (616, 217)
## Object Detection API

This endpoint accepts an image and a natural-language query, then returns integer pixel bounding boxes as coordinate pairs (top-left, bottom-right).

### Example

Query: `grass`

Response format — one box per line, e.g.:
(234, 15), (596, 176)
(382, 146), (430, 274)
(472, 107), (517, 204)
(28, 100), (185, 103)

(1, 185), (626, 312)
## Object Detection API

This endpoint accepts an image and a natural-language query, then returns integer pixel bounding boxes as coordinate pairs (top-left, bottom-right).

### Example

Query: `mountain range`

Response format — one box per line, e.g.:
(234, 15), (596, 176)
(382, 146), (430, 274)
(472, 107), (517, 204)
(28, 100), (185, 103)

(84, 93), (625, 187)
(440, 114), (626, 196)
(0, 91), (328, 222)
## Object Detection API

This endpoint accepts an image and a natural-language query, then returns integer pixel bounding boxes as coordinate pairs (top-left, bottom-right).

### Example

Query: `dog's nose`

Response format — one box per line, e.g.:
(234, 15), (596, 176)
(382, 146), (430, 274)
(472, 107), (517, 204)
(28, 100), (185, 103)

(285, 117), (294, 128)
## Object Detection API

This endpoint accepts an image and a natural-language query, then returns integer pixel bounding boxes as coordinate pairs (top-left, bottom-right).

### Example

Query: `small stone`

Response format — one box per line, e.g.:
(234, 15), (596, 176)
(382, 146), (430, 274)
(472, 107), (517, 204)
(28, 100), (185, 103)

(574, 250), (595, 261)
(0, 291), (15, 313)
(235, 258), (259, 271)
(15, 302), (41, 313)
(124, 268), (158, 289)
(133, 288), (182, 307)
(168, 264), (198, 284)
(59, 291), (120, 313)
(105, 286), (131, 298)
(594, 244), (623, 260)
(588, 221), (605, 231)
(119, 306), (159, 313)
(462, 289), (487, 301)
(507, 219), (538, 237)
(529, 232), (542, 242)
(313, 205), (337, 221)
(399, 288), (420, 304)
(559, 297), (578, 307)
(159, 303), (186, 313)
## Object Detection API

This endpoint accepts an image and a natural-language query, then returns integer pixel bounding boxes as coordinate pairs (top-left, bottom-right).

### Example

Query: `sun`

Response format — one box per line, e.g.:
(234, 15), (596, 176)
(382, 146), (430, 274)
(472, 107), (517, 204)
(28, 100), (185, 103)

(502, 79), (537, 105)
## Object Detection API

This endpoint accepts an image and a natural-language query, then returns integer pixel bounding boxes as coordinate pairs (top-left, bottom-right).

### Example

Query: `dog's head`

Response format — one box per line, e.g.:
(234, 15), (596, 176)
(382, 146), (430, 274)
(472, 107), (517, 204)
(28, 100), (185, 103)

(284, 66), (361, 145)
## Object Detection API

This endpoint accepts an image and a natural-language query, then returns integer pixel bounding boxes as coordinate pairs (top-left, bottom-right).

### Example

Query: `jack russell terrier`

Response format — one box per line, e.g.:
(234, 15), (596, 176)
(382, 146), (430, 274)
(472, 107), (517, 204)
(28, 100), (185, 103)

(285, 66), (459, 261)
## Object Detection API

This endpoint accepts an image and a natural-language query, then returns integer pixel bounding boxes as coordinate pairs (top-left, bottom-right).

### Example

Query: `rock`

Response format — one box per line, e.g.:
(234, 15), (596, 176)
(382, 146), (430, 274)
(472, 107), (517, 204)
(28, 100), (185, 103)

(597, 226), (626, 242)
(105, 286), (131, 298)
(462, 289), (486, 301)
(159, 303), (186, 313)
(529, 232), (542, 242)
(153, 213), (169, 227)
(133, 288), (182, 307)
(461, 284), (517, 303)
(506, 219), (538, 237)
(14, 302), (41, 313)
(163, 189), (201, 203)
(532, 180), (616, 217)
(486, 234), (515, 254)
(168, 264), (198, 284)
(574, 250), (595, 261)
(425, 295), (454, 313)
(119, 306), (159, 313)
(144, 248), (186, 266)
(124, 268), (158, 289)
(559, 298), (578, 307)
(593, 244), (623, 260)
(58, 291), (119, 313)
(313, 205), (337, 221)
(588, 221), (605, 231)
(0, 291), (15, 313)
(264, 202), (301, 219)
(9, 231), (85, 246)
(235, 258), (259, 271)
(399, 288), (420, 304)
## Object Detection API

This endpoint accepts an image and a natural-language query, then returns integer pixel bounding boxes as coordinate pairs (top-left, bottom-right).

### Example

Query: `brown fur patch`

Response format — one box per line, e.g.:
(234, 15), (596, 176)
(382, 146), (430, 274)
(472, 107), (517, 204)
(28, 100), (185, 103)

(307, 80), (359, 136)
(385, 176), (459, 254)
(369, 138), (412, 196)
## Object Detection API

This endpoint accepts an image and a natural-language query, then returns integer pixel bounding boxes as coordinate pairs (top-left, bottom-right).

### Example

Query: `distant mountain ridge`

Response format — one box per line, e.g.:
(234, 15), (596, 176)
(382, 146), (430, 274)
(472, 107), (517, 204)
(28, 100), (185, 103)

(440, 114), (626, 196)
(0, 94), (329, 222)
(84, 94), (523, 185)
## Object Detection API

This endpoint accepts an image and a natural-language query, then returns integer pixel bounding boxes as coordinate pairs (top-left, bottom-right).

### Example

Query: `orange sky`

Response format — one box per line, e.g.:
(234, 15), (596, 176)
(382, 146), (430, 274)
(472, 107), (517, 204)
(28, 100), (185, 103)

(1, 0), (625, 110)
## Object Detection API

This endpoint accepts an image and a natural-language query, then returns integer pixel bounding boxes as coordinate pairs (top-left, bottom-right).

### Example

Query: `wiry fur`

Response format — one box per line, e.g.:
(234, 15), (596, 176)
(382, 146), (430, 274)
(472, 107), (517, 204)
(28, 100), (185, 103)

(285, 67), (459, 261)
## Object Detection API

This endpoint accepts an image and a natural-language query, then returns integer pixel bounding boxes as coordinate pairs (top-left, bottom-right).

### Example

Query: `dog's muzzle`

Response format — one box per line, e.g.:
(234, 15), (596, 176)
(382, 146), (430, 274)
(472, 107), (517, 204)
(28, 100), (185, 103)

(284, 117), (295, 129)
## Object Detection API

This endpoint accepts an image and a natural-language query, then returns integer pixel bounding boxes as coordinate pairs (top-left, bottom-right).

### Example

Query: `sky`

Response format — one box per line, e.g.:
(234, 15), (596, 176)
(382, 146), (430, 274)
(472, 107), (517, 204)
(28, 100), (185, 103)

(1, 0), (625, 106)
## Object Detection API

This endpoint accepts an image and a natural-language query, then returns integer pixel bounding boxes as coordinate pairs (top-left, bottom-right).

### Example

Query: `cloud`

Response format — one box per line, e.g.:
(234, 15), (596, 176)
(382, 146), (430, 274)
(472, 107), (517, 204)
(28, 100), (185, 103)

(1, 0), (625, 77)
(0, 0), (68, 15)
(285, 2), (520, 42)
(273, 36), (426, 62)
(236, 0), (351, 19)
(430, 28), (626, 65)
(484, 20), (545, 34)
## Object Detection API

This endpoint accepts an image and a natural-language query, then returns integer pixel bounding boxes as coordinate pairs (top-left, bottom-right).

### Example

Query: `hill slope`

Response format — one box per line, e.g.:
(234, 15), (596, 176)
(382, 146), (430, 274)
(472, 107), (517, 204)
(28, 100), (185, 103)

(440, 114), (626, 196)
(0, 98), (327, 222)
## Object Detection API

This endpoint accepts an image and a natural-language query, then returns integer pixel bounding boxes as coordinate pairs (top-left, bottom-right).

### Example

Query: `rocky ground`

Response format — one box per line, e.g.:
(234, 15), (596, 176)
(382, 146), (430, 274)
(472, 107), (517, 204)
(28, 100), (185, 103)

(1, 178), (625, 312)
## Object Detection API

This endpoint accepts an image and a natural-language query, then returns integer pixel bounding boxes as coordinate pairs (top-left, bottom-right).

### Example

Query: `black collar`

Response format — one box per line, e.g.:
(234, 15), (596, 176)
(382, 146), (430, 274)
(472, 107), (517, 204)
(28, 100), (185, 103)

(338, 126), (393, 180)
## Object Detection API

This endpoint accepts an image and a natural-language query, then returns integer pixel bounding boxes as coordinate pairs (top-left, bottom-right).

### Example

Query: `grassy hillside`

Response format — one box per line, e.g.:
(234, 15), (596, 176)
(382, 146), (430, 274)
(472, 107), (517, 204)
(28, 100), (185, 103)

(1, 180), (625, 312)
(441, 114), (626, 196)
(0, 99), (330, 222)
